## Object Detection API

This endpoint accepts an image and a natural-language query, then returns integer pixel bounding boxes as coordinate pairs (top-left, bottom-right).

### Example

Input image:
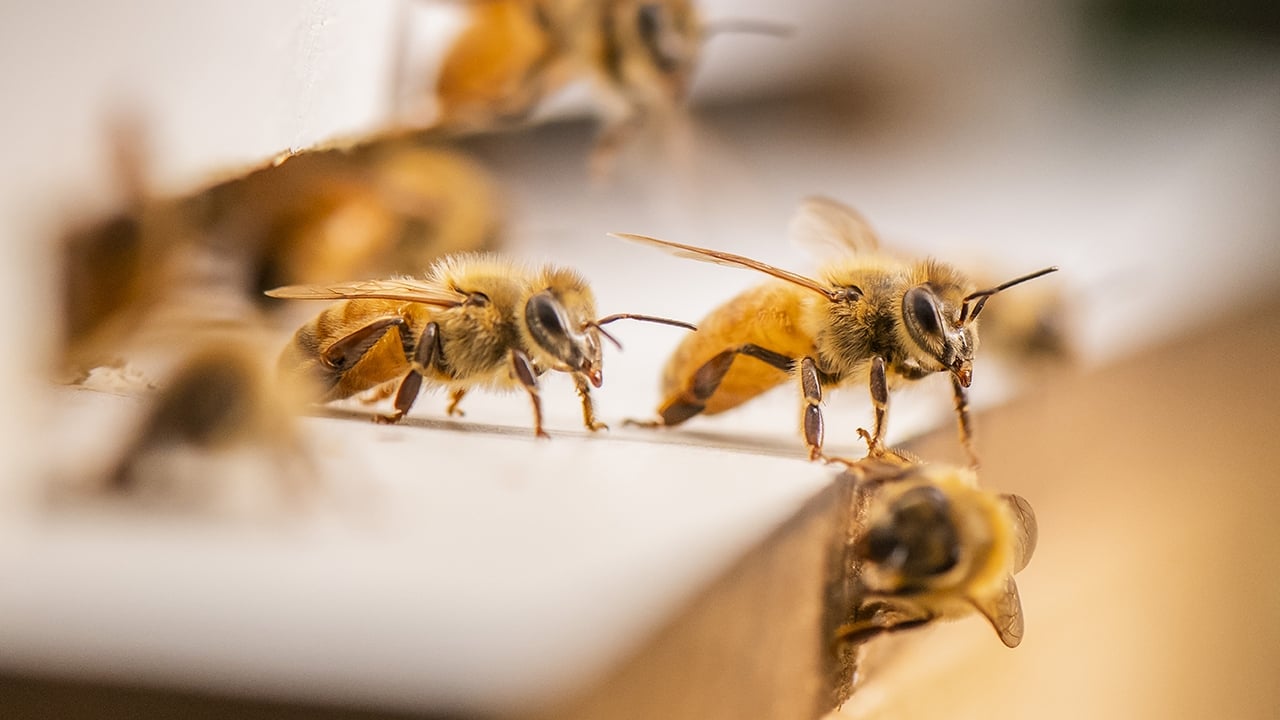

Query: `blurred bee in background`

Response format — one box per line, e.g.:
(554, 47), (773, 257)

(963, 270), (1075, 370)
(836, 459), (1037, 651)
(211, 139), (504, 297)
(613, 197), (1057, 466)
(426, 0), (787, 174)
(59, 126), (504, 378)
(95, 338), (316, 510)
(268, 253), (694, 437)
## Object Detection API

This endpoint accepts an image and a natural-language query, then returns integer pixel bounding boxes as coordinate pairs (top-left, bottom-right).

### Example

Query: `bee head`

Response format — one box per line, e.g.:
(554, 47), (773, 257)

(902, 282), (976, 386)
(523, 270), (604, 386)
(858, 485), (962, 592)
(903, 265), (1059, 387)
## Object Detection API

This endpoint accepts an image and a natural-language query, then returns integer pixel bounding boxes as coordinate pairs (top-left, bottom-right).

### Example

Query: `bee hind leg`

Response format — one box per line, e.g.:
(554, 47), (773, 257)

(654, 344), (796, 428)
(321, 317), (407, 371)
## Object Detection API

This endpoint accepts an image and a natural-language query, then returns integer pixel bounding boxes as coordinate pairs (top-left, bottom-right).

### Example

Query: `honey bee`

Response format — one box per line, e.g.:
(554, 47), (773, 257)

(59, 125), (502, 377)
(612, 196), (1057, 465)
(98, 339), (315, 508)
(430, 0), (784, 172)
(267, 253), (693, 436)
(964, 271), (1074, 369)
(837, 459), (1037, 649)
(226, 140), (504, 296)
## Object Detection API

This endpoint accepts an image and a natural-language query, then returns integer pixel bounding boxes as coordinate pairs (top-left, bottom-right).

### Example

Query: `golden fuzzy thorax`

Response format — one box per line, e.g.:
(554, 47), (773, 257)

(426, 253), (529, 389)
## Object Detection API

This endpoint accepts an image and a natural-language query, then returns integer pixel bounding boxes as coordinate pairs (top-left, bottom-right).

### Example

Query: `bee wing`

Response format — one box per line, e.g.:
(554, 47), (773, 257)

(264, 278), (468, 307)
(1002, 493), (1039, 573)
(787, 195), (882, 260)
(609, 232), (836, 300)
(970, 574), (1026, 648)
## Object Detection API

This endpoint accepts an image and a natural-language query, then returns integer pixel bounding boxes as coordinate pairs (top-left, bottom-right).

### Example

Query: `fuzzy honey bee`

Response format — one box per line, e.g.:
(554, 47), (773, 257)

(430, 0), (783, 172)
(58, 124), (503, 378)
(838, 459), (1037, 649)
(613, 197), (1057, 465)
(268, 253), (693, 436)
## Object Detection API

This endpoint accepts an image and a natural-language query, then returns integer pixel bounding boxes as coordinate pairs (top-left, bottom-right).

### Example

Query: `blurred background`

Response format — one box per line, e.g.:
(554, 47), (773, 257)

(1, 1), (1278, 718)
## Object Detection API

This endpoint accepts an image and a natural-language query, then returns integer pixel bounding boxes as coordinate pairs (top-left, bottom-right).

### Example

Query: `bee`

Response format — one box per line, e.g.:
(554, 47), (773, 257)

(227, 140), (504, 296)
(837, 459), (1037, 649)
(430, 0), (784, 172)
(59, 124), (502, 378)
(612, 197), (1057, 465)
(964, 271), (1074, 369)
(267, 253), (693, 436)
(96, 339), (315, 509)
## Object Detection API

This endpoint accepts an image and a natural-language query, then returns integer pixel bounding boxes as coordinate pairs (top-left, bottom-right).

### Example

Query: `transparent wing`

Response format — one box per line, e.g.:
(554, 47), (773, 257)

(609, 232), (835, 300)
(787, 195), (881, 260)
(970, 575), (1026, 648)
(264, 278), (468, 307)
(1002, 493), (1039, 573)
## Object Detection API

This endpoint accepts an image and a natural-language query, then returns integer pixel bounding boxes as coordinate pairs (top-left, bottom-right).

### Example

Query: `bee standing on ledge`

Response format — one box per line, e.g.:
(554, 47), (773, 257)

(613, 197), (1057, 465)
(268, 253), (693, 437)
(837, 459), (1038, 649)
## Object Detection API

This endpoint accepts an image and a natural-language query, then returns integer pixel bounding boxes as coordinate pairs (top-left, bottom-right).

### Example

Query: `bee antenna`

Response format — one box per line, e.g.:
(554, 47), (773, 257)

(702, 19), (795, 40)
(585, 321), (624, 351)
(960, 266), (1059, 323)
(595, 313), (697, 332)
(590, 314), (698, 350)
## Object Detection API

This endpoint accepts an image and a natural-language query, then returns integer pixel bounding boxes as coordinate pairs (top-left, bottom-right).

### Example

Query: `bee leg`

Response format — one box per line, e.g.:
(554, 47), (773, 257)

(574, 375), (608, 432)
(590, 110), (646, 181)
(511, 349), (549, 439)
(658, 343), (796, 426)
(321, 317), (407, 371)
(358, 383), (397, 405)
(859, 356), (889, 457)
(952, 375), (980, 468)
(378, 322), (441, 424)
(445, 388), (468, 417)
(834, 613), (934, 646)
(799, 357), (827, 462)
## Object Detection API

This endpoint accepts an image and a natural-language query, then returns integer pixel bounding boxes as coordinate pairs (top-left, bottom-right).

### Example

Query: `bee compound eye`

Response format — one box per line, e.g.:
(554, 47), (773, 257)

(904, 286), (944, 341)
(529, 292), (565, 337)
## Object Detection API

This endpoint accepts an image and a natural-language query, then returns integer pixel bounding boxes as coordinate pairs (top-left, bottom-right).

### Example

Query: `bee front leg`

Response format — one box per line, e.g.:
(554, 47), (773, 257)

(574, 375), (608, 432)
(951, 375), (980, 468)
(858, 356), (890, 457)
(378, 322), (440, 425)
(445, 388), (468, 417)
(511, 349), (549, 439)
(834, 600), (936, 646)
